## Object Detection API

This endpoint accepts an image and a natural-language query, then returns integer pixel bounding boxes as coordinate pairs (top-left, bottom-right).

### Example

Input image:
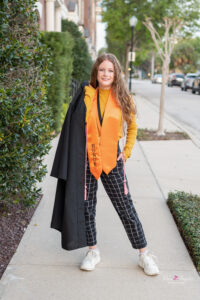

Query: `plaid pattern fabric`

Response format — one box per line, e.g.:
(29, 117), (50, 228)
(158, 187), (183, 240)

(84, 144), (148, 249)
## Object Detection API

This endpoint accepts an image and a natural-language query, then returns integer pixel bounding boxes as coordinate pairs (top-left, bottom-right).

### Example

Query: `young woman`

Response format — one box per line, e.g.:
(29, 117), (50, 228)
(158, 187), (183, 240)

(50, 53), (159, 276)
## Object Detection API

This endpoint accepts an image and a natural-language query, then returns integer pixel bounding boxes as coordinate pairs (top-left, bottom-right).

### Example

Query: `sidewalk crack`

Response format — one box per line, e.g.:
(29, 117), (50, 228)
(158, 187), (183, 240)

(137, 141), (166, 201)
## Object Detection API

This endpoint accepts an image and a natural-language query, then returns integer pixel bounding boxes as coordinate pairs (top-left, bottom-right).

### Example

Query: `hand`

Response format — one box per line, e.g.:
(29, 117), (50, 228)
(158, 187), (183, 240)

(117, 151), (126, 162)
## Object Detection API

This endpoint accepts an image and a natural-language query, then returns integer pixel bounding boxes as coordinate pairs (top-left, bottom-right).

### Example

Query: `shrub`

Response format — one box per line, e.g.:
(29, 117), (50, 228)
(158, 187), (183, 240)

(62, 19), (93, 82)
(0, 0), (53, 207)
(40, 31), (74, 133)
(167, 191), (200, 272)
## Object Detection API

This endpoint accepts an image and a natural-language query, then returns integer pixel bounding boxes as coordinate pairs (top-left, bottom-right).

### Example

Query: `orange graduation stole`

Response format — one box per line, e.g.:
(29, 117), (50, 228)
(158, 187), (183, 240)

(86, 87), (121, 180)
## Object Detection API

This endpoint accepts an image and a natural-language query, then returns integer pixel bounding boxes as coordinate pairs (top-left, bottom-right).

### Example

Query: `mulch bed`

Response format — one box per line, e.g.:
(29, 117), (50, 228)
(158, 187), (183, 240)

(137, 129), (190, 141)
(0, 195), (42, 279)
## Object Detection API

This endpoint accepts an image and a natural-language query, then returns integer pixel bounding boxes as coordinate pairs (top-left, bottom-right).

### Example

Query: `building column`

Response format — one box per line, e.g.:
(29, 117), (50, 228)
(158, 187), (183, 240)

(46, 0), (55, 31)
(55, 6), (62, 32)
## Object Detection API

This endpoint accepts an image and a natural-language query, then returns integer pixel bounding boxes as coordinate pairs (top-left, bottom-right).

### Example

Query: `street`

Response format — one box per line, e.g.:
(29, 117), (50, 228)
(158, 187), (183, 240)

(132, 79), (200, 141)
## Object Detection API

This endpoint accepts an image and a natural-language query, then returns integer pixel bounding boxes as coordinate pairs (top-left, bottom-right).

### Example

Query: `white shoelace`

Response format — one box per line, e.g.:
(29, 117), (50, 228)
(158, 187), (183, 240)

(87, 249), (99, 258)
(141, 251), (159, 266)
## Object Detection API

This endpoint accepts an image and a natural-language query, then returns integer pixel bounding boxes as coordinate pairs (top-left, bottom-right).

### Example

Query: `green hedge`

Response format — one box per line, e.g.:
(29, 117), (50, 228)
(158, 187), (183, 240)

(40, 31), (74, 133)
(167, 191), (200, 272)
(62, 19), (93, 82)
(0, 0), (53, 207)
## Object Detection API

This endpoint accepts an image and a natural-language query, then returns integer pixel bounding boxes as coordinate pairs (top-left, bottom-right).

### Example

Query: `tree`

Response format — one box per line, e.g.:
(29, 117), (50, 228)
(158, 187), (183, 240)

(144, 1), (200, 135)
(144, 17), (184, 135)
(102, 0), (177, 78)
(143, 2), (200, 134)
(98, 47), (108, 56)
(62, 19), (93, 82)
(170, 38), (200, 73)
(102, 0), (200, 135)
(40, 31), (74, 133)
(190, 37), (200, 55)
(0, 0), (53, 207)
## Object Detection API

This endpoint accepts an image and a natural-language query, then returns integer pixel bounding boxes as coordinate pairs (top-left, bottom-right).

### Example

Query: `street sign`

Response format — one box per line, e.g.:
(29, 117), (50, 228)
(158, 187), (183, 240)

(128, 51), (136, 62)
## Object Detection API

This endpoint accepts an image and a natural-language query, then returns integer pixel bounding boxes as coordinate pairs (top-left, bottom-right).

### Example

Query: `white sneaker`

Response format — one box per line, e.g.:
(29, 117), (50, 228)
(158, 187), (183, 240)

(80, 248), (101, 271)
(138, 250), (160, 276)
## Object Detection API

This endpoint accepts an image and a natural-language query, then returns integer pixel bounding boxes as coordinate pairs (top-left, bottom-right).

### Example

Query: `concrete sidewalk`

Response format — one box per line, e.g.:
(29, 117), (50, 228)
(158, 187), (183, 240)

(0, 95), (200, 300)
(135, 94), (200, 198)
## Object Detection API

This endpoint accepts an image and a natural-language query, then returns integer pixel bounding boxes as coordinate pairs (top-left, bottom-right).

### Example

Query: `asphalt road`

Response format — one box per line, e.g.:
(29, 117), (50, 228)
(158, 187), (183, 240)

(132, 79), (200, 141)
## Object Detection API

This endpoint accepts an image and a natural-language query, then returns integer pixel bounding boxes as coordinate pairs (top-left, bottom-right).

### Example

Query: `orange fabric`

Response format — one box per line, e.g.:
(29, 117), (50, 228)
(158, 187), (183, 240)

(85, 87), (110, 122)
(84, 86), (138, 160)
(86, 88), (121, 180)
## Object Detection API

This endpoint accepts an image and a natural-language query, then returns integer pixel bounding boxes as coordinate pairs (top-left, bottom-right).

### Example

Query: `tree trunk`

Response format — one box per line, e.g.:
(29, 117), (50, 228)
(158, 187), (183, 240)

(157, 59), (168, 135)
(151, 51), (155, 80)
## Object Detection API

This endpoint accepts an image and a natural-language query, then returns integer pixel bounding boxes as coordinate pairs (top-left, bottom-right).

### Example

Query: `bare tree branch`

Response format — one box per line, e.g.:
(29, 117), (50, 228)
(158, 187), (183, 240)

(143, 18), (165, 61)
(143, 16), (185, 135)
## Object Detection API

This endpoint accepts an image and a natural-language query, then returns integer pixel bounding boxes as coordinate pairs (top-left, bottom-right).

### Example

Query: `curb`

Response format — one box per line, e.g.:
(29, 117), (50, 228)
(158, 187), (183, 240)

(135, 93), (200, 149)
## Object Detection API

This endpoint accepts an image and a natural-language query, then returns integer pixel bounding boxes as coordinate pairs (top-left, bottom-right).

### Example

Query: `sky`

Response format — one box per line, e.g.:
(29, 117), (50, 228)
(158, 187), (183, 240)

(96, 21), (107, 52)
(96, 1), (107, 52)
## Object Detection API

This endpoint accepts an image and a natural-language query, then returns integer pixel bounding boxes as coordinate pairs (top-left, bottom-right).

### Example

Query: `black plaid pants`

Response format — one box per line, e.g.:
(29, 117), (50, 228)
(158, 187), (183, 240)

(84, 144), (148, 249)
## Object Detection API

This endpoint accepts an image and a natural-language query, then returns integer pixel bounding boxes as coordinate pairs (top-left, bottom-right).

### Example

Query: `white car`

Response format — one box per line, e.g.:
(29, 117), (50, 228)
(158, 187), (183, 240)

(181, 73), (198, 91)
(168, 73), (184, 87)
(152, 74), (162, 84)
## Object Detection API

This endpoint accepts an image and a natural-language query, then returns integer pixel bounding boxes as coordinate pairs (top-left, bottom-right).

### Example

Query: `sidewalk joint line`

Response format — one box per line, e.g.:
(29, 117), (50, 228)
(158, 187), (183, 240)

(137, 141), (166, 201)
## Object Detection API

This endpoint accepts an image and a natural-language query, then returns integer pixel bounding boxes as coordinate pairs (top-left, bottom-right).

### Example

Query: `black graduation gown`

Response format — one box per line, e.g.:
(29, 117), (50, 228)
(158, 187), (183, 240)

(50, 81), (89, 251)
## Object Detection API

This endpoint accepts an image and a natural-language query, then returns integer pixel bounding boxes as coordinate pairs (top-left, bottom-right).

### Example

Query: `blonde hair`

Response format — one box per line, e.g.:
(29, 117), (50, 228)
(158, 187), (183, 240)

(90, 53), (136, 124)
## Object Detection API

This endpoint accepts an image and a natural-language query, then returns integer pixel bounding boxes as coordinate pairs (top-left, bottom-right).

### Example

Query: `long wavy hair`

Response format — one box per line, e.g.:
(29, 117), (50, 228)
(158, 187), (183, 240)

(90, 53), (137, 125)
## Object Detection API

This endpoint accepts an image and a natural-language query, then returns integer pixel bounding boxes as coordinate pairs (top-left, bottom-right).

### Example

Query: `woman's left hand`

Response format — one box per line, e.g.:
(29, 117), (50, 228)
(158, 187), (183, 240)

(117, 151), (126, 162)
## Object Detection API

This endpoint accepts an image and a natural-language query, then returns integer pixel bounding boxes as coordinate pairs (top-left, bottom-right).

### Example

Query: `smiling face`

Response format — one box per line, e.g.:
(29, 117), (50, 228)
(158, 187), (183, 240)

(97, 60), (114, 89)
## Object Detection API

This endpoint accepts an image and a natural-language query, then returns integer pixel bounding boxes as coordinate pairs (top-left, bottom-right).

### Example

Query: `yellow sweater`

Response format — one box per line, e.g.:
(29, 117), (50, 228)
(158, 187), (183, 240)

(84, 86), (137, 160)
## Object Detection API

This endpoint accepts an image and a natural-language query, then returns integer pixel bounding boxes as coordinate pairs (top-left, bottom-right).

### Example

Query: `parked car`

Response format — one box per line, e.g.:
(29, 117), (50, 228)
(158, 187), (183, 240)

(192, 76), (200, 94)
(152, 74), (162, 84)
(181, 73), (198, 91)
(167, 73), (184, 87)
